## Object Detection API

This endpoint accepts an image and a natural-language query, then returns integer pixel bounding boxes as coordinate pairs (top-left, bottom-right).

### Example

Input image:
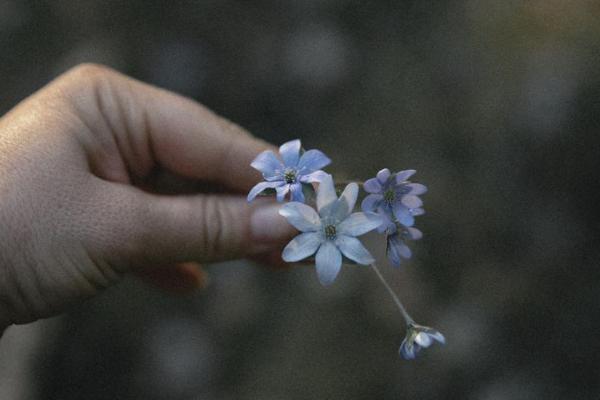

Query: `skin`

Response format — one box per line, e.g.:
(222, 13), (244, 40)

(0, 64), (294, 333)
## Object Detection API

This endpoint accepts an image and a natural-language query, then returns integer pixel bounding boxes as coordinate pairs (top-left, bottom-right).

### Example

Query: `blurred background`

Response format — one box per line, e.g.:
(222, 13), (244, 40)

(1, 0), (599, 399)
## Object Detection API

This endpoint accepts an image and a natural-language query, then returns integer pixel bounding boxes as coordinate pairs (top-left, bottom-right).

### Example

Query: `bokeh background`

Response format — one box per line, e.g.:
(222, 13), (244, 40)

(1, 0), (600, 399)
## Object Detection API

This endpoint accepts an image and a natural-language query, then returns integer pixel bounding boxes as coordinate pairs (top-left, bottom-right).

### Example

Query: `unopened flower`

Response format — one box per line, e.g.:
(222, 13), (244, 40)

(279, 175), (383, 285)
(399, 323), (445, 360)
(361, 168), (426, 227)
(247, 139), (331, 203)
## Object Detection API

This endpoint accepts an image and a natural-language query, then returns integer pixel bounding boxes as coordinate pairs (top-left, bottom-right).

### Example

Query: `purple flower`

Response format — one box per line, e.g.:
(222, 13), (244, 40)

(399, 323), (445, 360)
(279, 175), (383, 286)
(361, 168), (427, 227)
(247, 139), (331, 203)
(383, 213), (423, 267)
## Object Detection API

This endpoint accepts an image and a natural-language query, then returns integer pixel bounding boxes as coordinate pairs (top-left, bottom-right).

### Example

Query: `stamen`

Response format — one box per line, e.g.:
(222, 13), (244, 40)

(324, 224), (337, 240)
(384, 188), (395, 203)
(283, 168), (297, 184)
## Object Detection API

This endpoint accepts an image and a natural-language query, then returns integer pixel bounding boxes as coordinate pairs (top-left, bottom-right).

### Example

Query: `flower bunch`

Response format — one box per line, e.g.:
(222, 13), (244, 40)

(248, 139), (444, 360)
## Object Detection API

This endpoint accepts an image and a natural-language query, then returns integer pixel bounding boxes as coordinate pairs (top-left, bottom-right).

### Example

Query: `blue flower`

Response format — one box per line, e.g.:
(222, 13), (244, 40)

(379, 211), (423, 267)
(361, 168), (427, 227)
(279, 175), (383, 285)
(247, 139), (331, 203)
(399, 323), (445, 360)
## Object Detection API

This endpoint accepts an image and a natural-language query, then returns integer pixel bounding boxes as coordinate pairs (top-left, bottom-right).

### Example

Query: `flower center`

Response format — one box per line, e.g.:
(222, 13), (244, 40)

(283, 168), (297, 184)
(384, 188), (396, 203)
(324, 224), (337, 240)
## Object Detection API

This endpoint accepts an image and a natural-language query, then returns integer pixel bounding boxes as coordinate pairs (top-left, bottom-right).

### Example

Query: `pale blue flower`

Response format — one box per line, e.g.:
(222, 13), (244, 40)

(399, 323), (445, 360)
(361, 168), (426, 227)
(279, 175), (383, 285)
(247, 139), (331, 203)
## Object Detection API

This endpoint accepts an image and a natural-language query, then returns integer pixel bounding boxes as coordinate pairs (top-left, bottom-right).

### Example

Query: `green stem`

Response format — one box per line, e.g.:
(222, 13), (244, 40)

(370, 263), (414, 325)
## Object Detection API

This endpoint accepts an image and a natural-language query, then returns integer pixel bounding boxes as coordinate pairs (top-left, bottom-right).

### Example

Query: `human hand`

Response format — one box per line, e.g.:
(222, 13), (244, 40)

(0, 64), (294, 332)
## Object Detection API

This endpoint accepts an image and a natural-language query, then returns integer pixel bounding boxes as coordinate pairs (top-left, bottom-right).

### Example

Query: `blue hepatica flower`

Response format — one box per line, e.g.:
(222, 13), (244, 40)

(361, 168), (427, 227)
(379, 210), (423, 267)
(279, 175), (383, 285)
(247, 139), (331, 203)
(399, 323), (446, 360)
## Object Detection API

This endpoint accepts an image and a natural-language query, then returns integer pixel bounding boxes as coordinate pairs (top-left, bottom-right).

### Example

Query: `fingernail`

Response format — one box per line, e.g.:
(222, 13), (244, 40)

(251, 204), (292, 245)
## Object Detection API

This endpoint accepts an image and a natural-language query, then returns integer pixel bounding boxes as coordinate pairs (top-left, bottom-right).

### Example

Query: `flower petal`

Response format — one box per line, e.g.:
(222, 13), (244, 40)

(250, 150), (282, 178)
(337, 212), (383, 236)
(425, 328), (446, 344)
(389, 235), (412, 259)
(386, 238), (402, 267)
(376, 168), (391, 184)
(276, 185), (290, 202)
(415, 332), (433, 348)
(399, 338), (417, 360)
(407, 227), (422, 240)
(331, 182), (359, 221)
(401, 195), (423, 209)
(395, 169), (416, 183)
(290, 183), (305, 203)
(393, 203), (415, 227)
(282, 232), (322, 262)
(300, 170), (328, 183)
(363, 177), (382, 194)
(279, 202), (321, 232)
(315, 240), (342, 286)
(247, 181), (283, 202)
(298, 149), (331, 172)
(335, 235), (374, 265)
(410, 207), (425, 216)
(361, 194), (383, 212)
(407, 183), (427, 195)
(279, 139), (301, 167)
(316, 174), (337, 213)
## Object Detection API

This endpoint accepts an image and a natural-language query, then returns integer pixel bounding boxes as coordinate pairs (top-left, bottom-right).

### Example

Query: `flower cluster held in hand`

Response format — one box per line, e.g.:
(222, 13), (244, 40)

(248, 139), (444, 360)
(361, 168), (427, 267)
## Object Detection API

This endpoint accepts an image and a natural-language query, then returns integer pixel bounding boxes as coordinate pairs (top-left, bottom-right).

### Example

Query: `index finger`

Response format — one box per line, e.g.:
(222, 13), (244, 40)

(62, 64), (273, 192)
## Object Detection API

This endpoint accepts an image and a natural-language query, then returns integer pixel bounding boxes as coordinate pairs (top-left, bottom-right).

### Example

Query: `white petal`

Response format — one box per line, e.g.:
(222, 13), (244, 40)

(316, 174), (337, 213)
(337, 212), (383, 236)
(282, 232), (322, 262)
(331, 182), (358, 221)
(335, 235), (374, 265)
(315, 240), (342, 286)
(414, 332), (433, 348)
(279, 202), (321, 232)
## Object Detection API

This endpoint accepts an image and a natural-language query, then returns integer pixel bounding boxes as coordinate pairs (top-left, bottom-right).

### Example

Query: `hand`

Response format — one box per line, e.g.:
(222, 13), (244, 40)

(0, 64), (293, 332)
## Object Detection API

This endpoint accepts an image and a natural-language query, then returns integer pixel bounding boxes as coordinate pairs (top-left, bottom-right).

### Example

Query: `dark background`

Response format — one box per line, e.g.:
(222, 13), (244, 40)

(1, 1), (599, 399)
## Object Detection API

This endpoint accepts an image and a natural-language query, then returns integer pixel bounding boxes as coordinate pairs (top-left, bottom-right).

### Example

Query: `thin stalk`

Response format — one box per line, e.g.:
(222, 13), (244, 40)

(370, 263), (414, 325)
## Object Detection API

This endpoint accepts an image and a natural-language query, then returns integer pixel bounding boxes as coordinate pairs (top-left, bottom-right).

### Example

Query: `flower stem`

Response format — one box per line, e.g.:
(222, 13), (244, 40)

(370, 263), (414, 325)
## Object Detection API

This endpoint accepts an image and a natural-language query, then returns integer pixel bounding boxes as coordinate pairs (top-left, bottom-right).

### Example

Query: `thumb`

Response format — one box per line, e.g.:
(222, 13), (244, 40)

(88, 183), (295, 269)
